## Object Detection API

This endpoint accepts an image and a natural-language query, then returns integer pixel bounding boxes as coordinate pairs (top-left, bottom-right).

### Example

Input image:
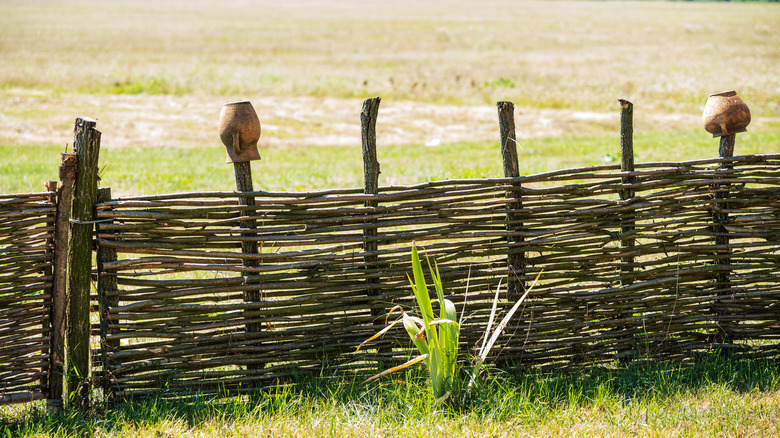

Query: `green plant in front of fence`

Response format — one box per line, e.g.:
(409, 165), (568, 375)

(357, 244), (459, 400)
(357, 244), (541, 401)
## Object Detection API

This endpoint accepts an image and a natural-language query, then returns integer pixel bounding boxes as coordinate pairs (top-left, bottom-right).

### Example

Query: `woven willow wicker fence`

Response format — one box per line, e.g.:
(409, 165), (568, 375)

(1, 101), (778, 406)
(0, 191), (56, 405)
(93, 154), (780, 399)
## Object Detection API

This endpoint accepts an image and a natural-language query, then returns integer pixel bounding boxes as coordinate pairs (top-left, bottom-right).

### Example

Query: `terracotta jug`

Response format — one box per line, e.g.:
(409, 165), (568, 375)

(219, 101), (261, 163)
(702, 91), (751, 138)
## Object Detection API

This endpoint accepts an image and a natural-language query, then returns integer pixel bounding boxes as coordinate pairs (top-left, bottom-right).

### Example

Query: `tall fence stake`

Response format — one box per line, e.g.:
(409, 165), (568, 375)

(66, 118), (101, 408)
(497, 101), (525, 296)
(360, 97), (385, 362)
(714, 133), (735, 342)
(96, 187), (119, 402)
(47, 153), (75, 409)
(43, 181), (57, 403)
(233, 161), (262, 371)
(617, 99), (637, 361)
(618, 99), (636, 271)
(218, 101), (263, 374)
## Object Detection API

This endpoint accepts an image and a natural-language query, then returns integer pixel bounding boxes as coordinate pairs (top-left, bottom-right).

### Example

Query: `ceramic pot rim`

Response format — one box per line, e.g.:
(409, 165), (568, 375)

(223, 100), (252, 106)
(708, 90), (737, 98)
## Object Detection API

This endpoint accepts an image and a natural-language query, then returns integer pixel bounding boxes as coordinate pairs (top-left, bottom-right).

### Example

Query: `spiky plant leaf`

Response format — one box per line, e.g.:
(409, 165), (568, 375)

(358, 243), (461, 399)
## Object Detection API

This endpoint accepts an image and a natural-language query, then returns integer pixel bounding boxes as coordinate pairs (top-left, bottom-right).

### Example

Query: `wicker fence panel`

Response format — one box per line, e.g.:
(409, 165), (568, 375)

(720, 162), (780, 350)
(501, 157), (780, 367)
(95, 189), (382, 398)
(93, 155), (780, 398)
(0, 192), (55, 405)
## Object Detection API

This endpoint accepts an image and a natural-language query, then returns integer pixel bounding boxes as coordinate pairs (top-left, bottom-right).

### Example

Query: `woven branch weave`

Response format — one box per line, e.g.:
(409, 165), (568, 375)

(89, 155), (780, 398)
(0, 192), (55, 404)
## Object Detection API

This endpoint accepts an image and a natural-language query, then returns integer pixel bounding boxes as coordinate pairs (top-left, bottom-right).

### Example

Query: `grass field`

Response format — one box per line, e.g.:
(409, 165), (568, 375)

(2, 355), (779, 437)
(1, 0), (779, 195)
(2, 1), (780, 436)
(2, 128), (779, 195)
(1, 0), (779, 113)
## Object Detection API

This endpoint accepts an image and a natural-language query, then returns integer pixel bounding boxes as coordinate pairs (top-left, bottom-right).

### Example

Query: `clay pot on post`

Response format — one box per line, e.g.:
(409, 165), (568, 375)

(219, 101), (262, 163)
(702, 91), (751, 138)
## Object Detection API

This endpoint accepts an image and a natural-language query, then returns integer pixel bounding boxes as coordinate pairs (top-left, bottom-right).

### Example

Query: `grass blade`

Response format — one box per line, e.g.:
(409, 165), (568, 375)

(479, 279), (503, 359)
(481, 272), (541, 361)
(468, 272), (542, 393)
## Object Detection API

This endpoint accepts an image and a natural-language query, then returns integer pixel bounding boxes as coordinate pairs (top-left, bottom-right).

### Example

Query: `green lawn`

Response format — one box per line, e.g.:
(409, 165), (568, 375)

(4, 127), (779, 196)
(2, 354), (779, 437)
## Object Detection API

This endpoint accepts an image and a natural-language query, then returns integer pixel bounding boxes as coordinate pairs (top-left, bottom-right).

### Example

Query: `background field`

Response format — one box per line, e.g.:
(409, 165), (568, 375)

(1, 0), (779, 195)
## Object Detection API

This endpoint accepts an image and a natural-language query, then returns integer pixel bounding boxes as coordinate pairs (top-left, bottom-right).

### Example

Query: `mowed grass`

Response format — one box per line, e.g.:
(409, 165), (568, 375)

(3, 127), (778, 195)
(2, 354), (779, 437)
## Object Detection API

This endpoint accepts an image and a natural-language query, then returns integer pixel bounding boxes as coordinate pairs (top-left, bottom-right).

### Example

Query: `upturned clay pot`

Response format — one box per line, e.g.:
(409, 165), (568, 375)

(702, 91), (751, 138)
(219, 101), (261, 163)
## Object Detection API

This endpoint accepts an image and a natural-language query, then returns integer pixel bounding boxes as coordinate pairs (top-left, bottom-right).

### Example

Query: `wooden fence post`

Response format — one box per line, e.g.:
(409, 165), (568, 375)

(618, 99), (636, 278)
(617, 99), (637, 361)
(233, 161), (262, 371)
(497, 101), (526, 296)
(42, 181), (57, 401)
(47, 153), (76, 409)
(218, 101), (263, 375)
(360, 97), (385, 362)
(66, 118), (101, 408)
(714, 133), (735, 343)
(96, 187), (119, 402)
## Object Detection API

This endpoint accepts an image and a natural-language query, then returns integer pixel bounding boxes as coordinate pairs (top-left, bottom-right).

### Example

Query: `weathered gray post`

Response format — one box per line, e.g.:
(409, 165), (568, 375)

(48, 153), (76, 409)
(497, 101), (525, 296)
(218, 101), (263, 371)
(66, 118), (101, 408)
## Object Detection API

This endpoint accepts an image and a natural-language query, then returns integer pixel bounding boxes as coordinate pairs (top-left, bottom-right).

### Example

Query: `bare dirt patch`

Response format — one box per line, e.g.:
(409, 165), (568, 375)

(0, 89), (742, 151)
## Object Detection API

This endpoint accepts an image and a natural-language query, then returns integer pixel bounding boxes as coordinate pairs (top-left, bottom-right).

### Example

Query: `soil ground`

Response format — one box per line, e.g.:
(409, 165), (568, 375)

(1, 89), (716, 150)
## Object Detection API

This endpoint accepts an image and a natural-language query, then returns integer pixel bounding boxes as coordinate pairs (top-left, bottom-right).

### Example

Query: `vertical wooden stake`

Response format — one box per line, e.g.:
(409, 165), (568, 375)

(233, 161), (262, 371)
(714, 133), (735, 342)
(719, 134), (735, 161)
(42, 181), (57, 400)
(360, 97), (384, 361)
(48, 153), (76, 410)
(617, 99), (636, 362)
(96, 187), (119, 402)
(618, 99), (636, 284)
(360, 98), (381, 303)
(66, 118), (101, 409)
(497, 101), (525, 296)
(361, 97), (381, 200)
